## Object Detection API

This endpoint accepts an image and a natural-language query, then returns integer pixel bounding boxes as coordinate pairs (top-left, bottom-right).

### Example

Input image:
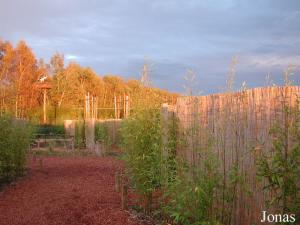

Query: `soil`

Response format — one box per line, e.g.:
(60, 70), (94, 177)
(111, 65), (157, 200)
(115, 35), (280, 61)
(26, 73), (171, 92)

(0, 156), (145, 225)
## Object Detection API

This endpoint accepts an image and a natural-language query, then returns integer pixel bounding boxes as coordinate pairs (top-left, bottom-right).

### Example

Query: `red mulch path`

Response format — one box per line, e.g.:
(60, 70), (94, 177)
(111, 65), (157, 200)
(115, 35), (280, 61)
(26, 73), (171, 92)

(0, 156), (141, 225)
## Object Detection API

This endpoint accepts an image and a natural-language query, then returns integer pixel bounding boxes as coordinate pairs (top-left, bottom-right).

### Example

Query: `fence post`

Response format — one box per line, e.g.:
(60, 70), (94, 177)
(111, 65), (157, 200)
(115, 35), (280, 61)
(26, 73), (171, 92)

(115, 171), (121, 192)
(85, 118), (95, 150)
(161, 103), (170, 158)
(121, 184), (128, 210)
(125, 95), (130, 118)
(71, 137), (74, 150)
(64, 120), (76, 137)
(114, 95), (117, 119)
(39, 157), (43, 170)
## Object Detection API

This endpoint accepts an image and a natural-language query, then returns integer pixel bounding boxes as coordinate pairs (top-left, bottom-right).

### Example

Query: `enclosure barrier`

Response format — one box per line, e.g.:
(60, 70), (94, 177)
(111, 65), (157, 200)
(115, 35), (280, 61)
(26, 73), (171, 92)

(162, 86), (300, 225)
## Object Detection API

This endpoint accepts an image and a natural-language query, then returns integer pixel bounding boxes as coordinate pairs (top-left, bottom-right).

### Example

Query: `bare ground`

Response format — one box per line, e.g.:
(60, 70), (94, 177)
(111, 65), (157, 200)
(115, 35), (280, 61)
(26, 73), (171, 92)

(0, 156), (142, 225)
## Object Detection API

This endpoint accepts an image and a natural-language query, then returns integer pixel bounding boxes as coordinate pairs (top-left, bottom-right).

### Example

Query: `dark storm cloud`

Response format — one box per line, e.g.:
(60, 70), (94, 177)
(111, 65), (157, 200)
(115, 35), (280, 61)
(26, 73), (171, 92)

(1, 0), (299, 93)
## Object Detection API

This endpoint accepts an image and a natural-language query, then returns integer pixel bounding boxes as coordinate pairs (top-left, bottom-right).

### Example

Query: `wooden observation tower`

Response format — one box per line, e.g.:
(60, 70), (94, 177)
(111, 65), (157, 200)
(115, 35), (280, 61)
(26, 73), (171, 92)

(34, 75), (52, 124)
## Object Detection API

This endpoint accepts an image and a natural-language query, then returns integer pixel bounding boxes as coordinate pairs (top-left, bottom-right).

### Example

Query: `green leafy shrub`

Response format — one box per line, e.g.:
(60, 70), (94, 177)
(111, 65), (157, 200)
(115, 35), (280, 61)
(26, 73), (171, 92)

(257, 103), (300, 222)
(0, 115), (34, 183)
(163, 155), (221, 225)
(121, 108), (163, 211)
(161, 112), (179, 186)
(95, 122), (111, 146)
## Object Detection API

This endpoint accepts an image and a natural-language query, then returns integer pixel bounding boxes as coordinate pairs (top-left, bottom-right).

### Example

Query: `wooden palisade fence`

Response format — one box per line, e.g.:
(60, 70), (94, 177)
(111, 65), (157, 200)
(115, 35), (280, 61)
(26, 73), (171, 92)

(162, 86), (300, 225)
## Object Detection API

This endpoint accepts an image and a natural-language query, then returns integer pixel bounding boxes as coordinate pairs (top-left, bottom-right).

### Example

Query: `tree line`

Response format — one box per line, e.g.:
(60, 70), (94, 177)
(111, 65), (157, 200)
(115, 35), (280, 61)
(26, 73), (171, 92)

(0, 39), (177, 123)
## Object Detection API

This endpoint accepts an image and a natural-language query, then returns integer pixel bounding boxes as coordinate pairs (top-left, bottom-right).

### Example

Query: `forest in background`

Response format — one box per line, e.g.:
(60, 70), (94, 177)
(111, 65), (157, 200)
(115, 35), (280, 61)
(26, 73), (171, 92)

(0, 39), (178, 123)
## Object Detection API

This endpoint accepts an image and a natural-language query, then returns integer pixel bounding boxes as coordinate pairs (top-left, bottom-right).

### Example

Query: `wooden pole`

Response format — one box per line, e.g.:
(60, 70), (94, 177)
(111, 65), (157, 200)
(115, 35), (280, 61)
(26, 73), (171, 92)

(85, 94), (87, 119)
(115, 171), (121, 192)
(128, 94), (130, 116)
(114, 95), (117, 119)
(91, 95), (94, 119)
(15, 96), (18, 118)
(125, 95), (129, 118)
(87, 92), (91, 118)
(94, 96), (96, 119)
(43, 89), (47, 124)
(118, 96), (121, 119)
(123, 93), (126, 118)
(96, 97), (98, 119)
(121, 184), (128, 210)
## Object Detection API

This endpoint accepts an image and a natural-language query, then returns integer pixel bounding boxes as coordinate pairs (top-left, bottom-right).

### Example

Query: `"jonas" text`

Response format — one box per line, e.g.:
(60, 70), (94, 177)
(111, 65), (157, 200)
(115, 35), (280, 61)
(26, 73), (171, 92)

(261, 211), (296, 223)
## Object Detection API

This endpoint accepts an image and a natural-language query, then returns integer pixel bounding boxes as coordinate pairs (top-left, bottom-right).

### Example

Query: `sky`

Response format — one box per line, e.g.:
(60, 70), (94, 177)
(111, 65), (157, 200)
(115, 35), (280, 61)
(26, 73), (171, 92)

(1, 0), (300, 94)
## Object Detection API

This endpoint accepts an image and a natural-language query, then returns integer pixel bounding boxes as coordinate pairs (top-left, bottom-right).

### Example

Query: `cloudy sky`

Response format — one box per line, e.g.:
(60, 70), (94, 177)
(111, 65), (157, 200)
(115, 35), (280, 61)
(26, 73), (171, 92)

(1, 0), (299, 94)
